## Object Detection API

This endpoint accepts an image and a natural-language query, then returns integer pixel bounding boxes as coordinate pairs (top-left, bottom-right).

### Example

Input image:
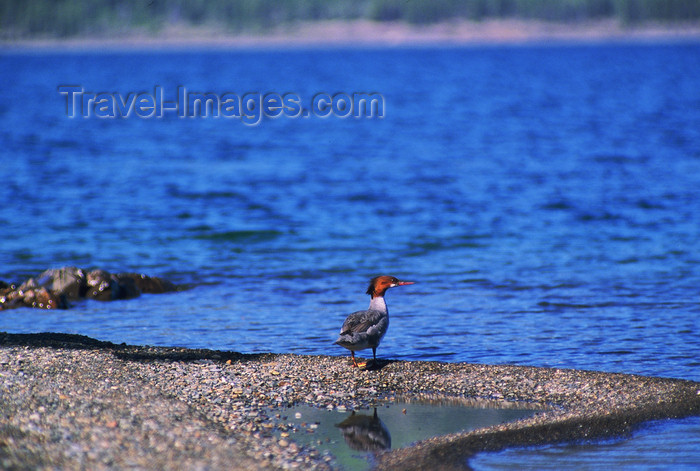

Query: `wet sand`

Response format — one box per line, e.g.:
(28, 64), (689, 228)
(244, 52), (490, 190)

(3, 19), (700, 51)
(1, 332), (698, 470)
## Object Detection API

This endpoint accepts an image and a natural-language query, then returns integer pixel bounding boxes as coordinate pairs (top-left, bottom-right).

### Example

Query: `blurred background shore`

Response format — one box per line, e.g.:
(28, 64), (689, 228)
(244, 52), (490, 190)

(3, 0), (700, 48)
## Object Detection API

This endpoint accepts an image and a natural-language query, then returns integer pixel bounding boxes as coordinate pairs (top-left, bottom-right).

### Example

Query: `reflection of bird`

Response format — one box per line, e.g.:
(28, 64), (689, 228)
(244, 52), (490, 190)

(335, 408), (391, 452)
(334, 275), (414, 367)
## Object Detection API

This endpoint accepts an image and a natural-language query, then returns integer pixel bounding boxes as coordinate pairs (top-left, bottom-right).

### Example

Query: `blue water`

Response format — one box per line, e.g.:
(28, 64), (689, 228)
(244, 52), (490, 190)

(1, 42), (699, 468)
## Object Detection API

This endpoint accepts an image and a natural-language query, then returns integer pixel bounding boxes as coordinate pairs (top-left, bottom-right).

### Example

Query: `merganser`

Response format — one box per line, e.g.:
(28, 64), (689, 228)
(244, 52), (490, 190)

(334, 275), (415, 368)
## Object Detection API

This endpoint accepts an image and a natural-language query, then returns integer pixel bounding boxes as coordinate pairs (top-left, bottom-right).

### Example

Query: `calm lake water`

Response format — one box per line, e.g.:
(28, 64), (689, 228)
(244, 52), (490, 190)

(1, 41), (699, 469)
(284, 402), (539, 470)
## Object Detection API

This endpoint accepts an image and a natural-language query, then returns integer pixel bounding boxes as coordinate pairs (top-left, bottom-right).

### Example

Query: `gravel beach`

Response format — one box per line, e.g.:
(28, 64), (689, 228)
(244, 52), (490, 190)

(1, 332), (698, 470)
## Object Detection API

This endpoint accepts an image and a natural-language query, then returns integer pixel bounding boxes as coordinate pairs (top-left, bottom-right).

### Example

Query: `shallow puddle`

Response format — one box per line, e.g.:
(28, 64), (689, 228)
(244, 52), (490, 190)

(279, 400), (540, 470)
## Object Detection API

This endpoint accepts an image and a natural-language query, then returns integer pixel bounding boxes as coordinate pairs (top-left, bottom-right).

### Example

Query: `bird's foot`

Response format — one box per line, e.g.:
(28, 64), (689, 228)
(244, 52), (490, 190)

(351, 358), (367, 368)
(363, 359), (385, 371)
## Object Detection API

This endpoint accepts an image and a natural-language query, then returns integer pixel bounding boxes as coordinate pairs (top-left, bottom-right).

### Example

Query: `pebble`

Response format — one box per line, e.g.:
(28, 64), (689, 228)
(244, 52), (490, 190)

(1, 332), (698, 471)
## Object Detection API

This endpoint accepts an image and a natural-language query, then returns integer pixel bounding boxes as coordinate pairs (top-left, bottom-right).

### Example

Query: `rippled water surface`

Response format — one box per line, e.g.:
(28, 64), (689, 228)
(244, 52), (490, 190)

(1, 42), (699, 468)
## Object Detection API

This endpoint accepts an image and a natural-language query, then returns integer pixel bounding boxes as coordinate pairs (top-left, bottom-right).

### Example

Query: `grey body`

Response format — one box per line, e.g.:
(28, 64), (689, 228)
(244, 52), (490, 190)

(335, 297), (388, 352)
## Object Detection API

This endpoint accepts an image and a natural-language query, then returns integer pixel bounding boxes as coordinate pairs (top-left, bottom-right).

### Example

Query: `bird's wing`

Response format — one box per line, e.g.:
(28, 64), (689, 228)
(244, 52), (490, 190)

(340, 309), (384, 335)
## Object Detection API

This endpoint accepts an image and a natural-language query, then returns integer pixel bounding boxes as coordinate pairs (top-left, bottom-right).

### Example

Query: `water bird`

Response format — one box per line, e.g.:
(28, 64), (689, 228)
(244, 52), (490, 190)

(334, 275), (415, 368)
(335, 408), (391, 451)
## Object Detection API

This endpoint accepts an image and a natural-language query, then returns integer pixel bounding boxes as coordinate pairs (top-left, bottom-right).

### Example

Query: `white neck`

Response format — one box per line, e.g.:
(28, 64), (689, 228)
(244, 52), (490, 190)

(369, 296), (388, 313)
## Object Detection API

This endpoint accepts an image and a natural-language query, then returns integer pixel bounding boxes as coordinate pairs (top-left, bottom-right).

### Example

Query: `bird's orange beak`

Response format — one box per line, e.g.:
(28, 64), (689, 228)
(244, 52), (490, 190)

(396, 281), (415, 286)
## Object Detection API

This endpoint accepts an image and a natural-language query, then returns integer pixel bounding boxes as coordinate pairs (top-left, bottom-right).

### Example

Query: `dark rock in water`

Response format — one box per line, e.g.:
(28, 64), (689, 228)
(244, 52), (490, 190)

(1, 285), (66, 310)
(28, 287), (65, 309)
(2, 267), (87, 309)
(0, 267), (178, 311)
(36, 267), (87, 300)
(83, 271), (178, 301)
(18, 277), (38, 292)
(0, 285), (23, 310)
(85, 269), (120, 301)
(114, 275), (140, 300)
(115, 273), (177, 294)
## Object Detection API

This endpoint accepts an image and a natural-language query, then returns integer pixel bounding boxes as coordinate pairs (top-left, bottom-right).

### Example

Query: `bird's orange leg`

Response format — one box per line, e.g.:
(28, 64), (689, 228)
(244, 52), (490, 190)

(350, 351), (367, 368)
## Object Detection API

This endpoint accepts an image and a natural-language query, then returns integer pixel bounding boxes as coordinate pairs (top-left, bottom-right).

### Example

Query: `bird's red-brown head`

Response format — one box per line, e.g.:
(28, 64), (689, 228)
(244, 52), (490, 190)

(366, 275), (415, 298)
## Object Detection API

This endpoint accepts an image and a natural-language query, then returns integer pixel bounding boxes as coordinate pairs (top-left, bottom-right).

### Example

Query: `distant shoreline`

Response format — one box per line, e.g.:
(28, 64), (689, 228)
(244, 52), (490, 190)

(4, 19), (700, 51)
